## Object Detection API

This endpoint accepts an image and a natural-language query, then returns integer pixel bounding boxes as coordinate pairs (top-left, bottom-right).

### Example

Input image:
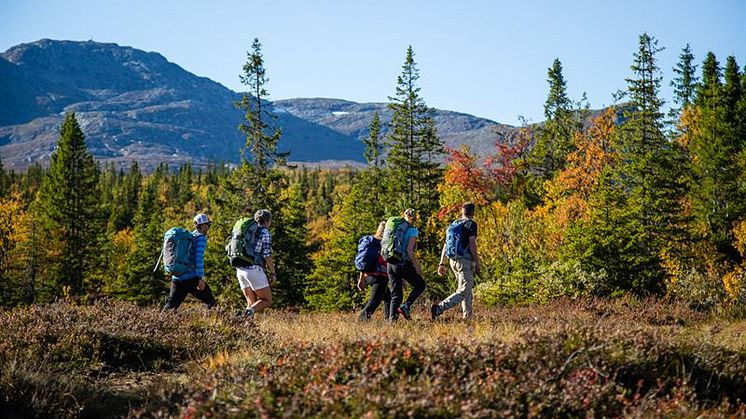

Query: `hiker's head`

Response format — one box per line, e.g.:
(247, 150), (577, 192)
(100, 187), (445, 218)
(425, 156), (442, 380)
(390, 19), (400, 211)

(374, 221), (386, 239)
(254, 209), (272, 226)
(404, 208), (417, 224)
(193, 213), (212, 233)
(462, 202), (476, 218)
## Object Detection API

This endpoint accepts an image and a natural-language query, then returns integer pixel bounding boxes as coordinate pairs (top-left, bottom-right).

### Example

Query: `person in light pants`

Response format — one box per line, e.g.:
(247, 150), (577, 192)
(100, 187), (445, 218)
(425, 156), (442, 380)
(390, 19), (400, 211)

(432, 202), (480, 320)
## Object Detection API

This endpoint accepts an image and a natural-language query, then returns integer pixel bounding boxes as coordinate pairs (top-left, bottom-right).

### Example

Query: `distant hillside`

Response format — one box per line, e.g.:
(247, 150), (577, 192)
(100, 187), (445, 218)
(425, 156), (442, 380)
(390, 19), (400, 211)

(0, 39), (515, 171)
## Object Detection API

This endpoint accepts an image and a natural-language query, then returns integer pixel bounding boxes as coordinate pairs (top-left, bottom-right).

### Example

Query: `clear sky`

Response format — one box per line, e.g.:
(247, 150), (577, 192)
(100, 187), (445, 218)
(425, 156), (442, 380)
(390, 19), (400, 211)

(1, 0), (744, 126)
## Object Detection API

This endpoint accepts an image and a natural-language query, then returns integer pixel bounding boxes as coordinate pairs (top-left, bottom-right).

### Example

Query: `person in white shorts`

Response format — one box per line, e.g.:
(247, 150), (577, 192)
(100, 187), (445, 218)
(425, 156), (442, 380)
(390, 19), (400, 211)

(236, 209), (276, 318)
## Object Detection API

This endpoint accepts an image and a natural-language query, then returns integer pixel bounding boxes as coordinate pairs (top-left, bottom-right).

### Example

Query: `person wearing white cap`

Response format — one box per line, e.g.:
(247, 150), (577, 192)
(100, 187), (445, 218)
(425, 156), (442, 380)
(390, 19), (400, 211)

(163, 213), (216, 311)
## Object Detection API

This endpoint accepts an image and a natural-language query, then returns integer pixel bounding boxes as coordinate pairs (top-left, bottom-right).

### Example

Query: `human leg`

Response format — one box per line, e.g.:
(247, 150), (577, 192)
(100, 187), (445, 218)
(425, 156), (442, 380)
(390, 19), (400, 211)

(403, 262), (426, 308)
(437, 259), (473, 317)
(251, 286), (273, 312)
(360, 277), (388, 320)
(192, 281), (216, 308)
(163, 279), (190, 311)
(237, 268), (258, 308)
(388, 263), (403, 321)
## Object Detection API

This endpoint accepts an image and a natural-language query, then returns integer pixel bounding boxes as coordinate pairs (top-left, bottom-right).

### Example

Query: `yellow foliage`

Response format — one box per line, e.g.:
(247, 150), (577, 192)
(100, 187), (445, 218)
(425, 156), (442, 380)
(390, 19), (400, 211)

(0, 194), (29, 276)
(722, 265), (746, 303)
(733, 220), (746, 258)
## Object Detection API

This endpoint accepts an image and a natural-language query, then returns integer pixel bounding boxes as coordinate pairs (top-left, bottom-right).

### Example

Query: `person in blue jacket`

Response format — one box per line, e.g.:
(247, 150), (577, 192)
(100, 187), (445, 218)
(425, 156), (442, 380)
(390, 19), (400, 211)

(163, 213), (216, 311)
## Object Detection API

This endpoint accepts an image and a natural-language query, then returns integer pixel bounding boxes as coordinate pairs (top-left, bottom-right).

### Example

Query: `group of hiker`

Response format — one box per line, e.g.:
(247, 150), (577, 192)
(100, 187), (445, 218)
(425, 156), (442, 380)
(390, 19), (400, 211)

(355, 202), (480, 322)
(160, 209), (276, 319)
(159, 201), (480, 322)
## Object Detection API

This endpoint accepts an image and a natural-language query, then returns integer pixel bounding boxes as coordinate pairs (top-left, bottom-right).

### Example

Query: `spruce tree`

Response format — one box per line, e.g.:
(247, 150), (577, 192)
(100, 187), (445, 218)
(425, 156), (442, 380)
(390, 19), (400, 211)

(228, 38), (310, 306)
(0, 155), (8, 199)
(385, 46), (444, 215)
(530, 58), (578, 178)
(364, 111), (384, 169)
(120, 178), (165, 304)
(669, 44), (698, 128)
(232, 38), (288, 213)
(572, 34), (689, 294)
(36, 112), (102, 296)
(688, 53), (744, 263)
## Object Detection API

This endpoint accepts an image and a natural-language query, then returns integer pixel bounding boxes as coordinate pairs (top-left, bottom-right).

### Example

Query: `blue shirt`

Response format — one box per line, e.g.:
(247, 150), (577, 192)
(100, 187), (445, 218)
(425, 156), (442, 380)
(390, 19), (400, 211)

(402, 226), (419, 260)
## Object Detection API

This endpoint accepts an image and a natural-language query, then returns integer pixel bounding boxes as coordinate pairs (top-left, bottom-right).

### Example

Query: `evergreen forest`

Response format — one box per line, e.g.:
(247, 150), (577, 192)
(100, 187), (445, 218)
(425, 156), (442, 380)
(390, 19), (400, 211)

(1, 34), (745, 313)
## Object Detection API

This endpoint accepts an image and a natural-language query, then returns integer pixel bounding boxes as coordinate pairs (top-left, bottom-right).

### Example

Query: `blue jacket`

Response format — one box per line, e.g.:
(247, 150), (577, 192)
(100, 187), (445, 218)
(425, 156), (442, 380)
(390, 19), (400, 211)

(172, 231), (207, 281)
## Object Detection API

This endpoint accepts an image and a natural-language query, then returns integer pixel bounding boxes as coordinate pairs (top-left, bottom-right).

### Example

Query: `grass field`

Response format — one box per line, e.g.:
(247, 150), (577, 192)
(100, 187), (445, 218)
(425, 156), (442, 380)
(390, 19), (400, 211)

(1, 299), (745, 417)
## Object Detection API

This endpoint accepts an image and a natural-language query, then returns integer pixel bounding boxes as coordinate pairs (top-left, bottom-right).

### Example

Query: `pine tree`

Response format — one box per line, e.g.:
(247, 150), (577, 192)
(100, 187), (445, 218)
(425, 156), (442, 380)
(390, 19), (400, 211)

(0, 155), (9, 198)
(688, 53), (744, 263)
(530, 58), (578, 178)
(108, 162), (142, 231)
(364, 111), (384, 169)
(228, 38), (310, 306)
(385, 46), (444, 214)
(697, 52), (722, 106)
(669, 44), (698, 121)
(571, 34), (689, 294)
(232, 38), (289, 213)
(119, 178), (165, 304)
(36, 112), (103, 296)
(272, 182), (312, 307)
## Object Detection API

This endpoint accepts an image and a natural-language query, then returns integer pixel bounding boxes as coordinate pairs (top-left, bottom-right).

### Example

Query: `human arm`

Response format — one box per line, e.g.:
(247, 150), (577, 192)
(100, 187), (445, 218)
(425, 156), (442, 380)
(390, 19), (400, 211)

(437, 242), (448, 276)
(194, 235), (207, 289)
(407, 236), (422, 275)
(357, 272), (365, 291)
(469, 236), (480, 275)
(258, 228), (276, 283)
(264, 255), (276, 283)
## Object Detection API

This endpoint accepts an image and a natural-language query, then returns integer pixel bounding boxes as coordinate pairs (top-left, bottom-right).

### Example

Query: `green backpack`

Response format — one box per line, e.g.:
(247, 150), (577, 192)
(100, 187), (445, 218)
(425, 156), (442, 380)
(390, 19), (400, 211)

(225, 218), (264, 268)
(380, 216), (411, 264)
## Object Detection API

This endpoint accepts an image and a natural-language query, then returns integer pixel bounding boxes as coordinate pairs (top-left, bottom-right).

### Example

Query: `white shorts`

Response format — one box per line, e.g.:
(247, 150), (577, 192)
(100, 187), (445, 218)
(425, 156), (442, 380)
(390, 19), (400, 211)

(236, 266), (270, 291)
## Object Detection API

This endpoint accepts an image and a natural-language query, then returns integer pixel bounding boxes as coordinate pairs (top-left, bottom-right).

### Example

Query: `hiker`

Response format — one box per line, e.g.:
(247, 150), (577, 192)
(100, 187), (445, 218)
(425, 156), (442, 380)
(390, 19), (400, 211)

(432, 202), (480, 320)
(356, 221), (391, 321)
(235, 209), (275, 318)
(383, 208), (426, 321)
(163, 213), (216, 311)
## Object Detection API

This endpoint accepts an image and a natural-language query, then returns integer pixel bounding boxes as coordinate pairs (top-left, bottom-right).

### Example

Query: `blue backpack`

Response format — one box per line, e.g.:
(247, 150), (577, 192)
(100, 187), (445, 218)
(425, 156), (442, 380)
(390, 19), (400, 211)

(354, 235), (381, 272)
(161, 227), (195, 276)
(445, 219), (471, 260)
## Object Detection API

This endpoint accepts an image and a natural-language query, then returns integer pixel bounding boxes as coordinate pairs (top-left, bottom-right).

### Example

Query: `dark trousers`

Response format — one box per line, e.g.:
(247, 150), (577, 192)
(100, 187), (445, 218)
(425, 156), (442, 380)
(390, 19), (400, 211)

(163, 278), (216, 311)
(359, 275), (391, 320)
(387, 261), (426, 321)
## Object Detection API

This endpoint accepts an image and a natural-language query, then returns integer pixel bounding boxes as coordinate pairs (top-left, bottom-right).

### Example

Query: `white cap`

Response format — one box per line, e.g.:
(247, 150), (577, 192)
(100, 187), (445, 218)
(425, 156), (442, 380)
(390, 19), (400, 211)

(193, 213), (211, 225)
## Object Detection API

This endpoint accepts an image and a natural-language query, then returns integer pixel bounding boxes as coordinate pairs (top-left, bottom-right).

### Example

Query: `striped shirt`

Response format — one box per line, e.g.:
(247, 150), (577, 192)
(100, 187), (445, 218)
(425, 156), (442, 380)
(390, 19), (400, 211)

(192, 231), (207, 278)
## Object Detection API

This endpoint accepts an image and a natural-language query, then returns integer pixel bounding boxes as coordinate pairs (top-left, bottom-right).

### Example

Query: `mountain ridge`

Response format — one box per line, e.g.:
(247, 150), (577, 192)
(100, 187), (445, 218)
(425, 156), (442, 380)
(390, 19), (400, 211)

(0, 39), (513, 170)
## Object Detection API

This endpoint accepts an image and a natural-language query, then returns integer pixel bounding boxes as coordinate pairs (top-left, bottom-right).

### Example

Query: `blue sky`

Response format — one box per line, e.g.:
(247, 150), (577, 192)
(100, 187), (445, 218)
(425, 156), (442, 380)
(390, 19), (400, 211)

(1, 0), (744, 125)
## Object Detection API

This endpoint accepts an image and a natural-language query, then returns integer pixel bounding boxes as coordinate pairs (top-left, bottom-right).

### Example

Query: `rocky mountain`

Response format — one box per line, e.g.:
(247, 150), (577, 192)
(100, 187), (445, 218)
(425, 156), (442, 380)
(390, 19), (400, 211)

(0, 40), (514, 171)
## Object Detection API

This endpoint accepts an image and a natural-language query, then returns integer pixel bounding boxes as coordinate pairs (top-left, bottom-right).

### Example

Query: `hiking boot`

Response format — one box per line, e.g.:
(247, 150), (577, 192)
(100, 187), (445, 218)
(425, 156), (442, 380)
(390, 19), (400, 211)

(398, 304), (411, 320)
(431, 304), (442, 321)
(244, 308), (255, 320)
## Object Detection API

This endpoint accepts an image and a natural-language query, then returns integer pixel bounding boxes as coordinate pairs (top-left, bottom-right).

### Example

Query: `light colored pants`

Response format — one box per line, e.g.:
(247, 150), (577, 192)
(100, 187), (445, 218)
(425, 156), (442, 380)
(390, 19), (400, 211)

(439, 258), (474, 318)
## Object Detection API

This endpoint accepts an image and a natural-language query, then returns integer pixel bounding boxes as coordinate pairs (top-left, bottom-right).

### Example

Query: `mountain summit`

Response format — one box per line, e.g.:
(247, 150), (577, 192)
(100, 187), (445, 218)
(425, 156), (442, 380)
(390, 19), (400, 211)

(0, 39), (511, 170)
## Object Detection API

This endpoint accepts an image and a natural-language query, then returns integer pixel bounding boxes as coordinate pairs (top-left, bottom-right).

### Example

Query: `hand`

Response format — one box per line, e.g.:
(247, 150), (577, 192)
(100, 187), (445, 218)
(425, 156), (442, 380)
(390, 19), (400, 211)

(197, 279), (206, 291)
(357, 277), (365, 291)
(437, 264), (447, 276)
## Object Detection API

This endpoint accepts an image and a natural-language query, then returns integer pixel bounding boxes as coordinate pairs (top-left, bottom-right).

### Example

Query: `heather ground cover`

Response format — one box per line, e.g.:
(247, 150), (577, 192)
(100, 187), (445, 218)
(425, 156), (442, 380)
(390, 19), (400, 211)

(1, 299), (745, 417)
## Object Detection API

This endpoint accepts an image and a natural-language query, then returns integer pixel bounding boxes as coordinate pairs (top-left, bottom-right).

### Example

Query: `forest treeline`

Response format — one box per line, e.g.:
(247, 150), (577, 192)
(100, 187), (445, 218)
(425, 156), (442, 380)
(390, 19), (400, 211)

(1, 33), (744, 311)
